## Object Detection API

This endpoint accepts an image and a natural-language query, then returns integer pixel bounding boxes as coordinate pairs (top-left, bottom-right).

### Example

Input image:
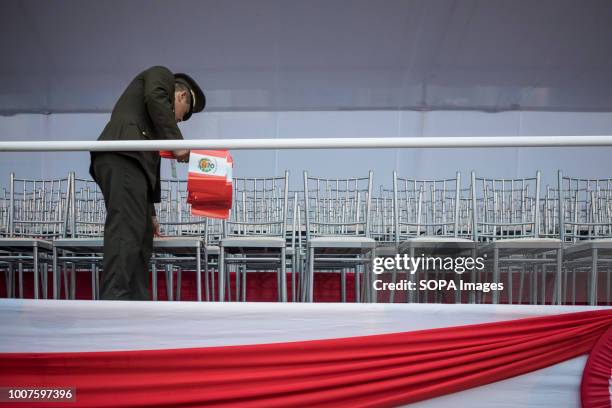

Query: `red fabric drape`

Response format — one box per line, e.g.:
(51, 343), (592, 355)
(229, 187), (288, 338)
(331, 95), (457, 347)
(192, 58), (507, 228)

(581, 324), (612, 408)
(1, 310), (611, 408)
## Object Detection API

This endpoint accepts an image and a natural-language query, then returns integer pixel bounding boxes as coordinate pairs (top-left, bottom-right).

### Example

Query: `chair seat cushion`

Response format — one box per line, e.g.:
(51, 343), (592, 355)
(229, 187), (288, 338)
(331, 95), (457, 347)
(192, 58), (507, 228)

(564, 238), (612, 255)
(485, 237), (562, 249)
(308, 236), (376, 249)
(153, 236), (203, 248)
(221, 236), (285, 248)
(53, 237), (103, 250)
(0, 238), (53, 250)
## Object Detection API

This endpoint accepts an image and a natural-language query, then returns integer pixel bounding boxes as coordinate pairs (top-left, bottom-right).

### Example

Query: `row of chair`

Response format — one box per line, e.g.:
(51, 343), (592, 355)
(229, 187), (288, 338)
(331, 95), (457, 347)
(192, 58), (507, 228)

(1, 170), (611, 305)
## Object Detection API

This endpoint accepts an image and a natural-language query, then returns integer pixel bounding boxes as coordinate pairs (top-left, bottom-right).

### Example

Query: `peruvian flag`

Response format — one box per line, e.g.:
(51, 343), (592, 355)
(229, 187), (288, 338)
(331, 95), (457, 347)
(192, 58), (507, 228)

(0, 300), (611, 407)
(186, 150), (233, 220)
(160, 149), (233, 219)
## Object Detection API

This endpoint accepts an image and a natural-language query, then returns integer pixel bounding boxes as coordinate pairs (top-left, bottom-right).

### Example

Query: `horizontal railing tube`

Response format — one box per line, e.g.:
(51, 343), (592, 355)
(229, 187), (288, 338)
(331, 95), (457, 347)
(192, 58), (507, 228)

(1, 135), (612, 152)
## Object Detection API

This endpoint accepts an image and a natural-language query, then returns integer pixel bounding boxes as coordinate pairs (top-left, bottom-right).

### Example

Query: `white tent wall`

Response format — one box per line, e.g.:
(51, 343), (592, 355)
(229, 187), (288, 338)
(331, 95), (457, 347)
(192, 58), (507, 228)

(1, 110), (612, 189)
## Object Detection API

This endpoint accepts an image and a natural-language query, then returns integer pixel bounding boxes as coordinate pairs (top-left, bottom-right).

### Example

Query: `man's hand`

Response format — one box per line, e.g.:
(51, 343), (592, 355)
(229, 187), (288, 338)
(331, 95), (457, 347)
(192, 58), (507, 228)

(173, 149), (190, 163)
(152, 216), (161, 237)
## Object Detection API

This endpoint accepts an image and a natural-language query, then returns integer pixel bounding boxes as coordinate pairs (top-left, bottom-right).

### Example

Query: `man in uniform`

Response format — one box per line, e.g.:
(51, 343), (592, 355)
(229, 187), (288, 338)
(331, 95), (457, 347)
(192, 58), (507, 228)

(90, 66), (205, 300)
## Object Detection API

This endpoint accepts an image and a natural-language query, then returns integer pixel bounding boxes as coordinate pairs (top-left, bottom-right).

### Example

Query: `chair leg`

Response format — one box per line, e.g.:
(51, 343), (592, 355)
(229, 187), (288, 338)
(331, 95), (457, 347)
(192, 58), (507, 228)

(291, 255), (296, 303)
(176, 267), (182, 301)
(359, 264), (366, 303)
(468, 247), (477, 304)
(422, 267), (430, 303)
(530, 266), (537, 305)
(52, 247), (58, 299)
(203, 247), (210, 302)
(280, 247), (287, 302)
(455, 263), (463, 304)
(95, 265), (100, 300)
(308, 247), (315, 302)
(369, 249), (377, 303)
(236, 261), (242, 302)
(18, 260), (24, 299)
(361, 261), (368, 303)
(62, 262), (69, 300)
(354, 263), (360, 304)
(70, 263), (76, 300)
(33, 246), (39, 300)
(196, 245), (202, 302)
(606, 266), (611, 305)
(563, 261), (569, 306)
(492, 247), (500, 304)
(388, 265), (398, 304)
(152, 263), (158, 301)
(227, 262), (233, 302)
(590, 248), (598, 305)
(9, 264), (14, 298)
(476, 261), (483, 304)
(166, 265), (174, 301)
(5, 264), (13, 298)
(340, 268), (346, 303)
(41, 261), (48, 299)
(241, 264), (247, 302)
(408, 247), (416, 303)
(297, 254), (302, 302)
(90, 263), (96, 300)
(211, 257), (216, 302)
(541, 260), (547, 305)
(517, 263), (525, 305)
(506, 266), (513, 305)
(10, 263), (15, 298)
(571, 267), (577, 305)
(218, 247), (225, 302)
(555, 248), (563, 305)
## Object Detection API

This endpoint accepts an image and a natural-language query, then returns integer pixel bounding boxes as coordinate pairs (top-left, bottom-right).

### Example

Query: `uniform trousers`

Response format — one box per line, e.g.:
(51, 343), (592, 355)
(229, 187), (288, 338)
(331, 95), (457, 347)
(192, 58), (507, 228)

(92, 153), (154, 300)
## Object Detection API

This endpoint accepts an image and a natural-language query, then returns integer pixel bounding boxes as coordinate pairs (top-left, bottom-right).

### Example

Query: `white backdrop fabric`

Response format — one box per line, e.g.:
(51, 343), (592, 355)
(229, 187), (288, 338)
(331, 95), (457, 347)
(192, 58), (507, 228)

(2, 1), (612, 114)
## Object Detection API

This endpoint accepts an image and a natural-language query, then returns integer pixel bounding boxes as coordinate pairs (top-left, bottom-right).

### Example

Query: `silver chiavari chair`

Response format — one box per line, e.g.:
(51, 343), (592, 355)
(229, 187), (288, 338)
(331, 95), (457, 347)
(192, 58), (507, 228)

(368, 186), (397, 303)
(153, 179), (206, 301)
(559, 172), (612, 305)
(392, 172), (475, 304)
(472, 171), (563, 305)
(202, 216), (223, 301)
(285, 191), (304, 302)
(302, 171), (376, 303)
(52, 175), (105, 299)
(1, 173), (70, 299)
(218, 172), (290, 302)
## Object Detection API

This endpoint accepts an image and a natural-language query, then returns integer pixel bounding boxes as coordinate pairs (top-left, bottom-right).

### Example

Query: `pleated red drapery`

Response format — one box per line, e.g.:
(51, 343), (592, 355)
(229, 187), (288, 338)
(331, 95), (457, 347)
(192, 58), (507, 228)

(581, 324), (612, 408)
(1, 310), (611, 408)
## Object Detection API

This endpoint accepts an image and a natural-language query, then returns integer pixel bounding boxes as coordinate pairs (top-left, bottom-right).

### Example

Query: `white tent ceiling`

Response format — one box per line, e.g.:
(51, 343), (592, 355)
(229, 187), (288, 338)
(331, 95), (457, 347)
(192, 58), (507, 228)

(1, 0), (612, 114)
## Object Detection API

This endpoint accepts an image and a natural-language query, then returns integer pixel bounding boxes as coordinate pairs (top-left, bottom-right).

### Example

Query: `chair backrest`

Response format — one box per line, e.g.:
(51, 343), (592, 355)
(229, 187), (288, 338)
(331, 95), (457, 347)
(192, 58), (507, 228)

(393, 171), (469, 241)
(370, 186), (395, 244)
(557, 171), (612, 242)
(471, 171), (541, 242)
(0, 187), (10, 237)
(224, 172), (290, 238)
(285, 191), (302, 247)
(9, 173), (71, 238)
(589, 190), (612, 239)
(70, 175), (105, 237)
(540, 185), (560, 239)
(203, 216), (224, 246)
(157, 179), (207, 237)
(303, 171), (373, 239)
